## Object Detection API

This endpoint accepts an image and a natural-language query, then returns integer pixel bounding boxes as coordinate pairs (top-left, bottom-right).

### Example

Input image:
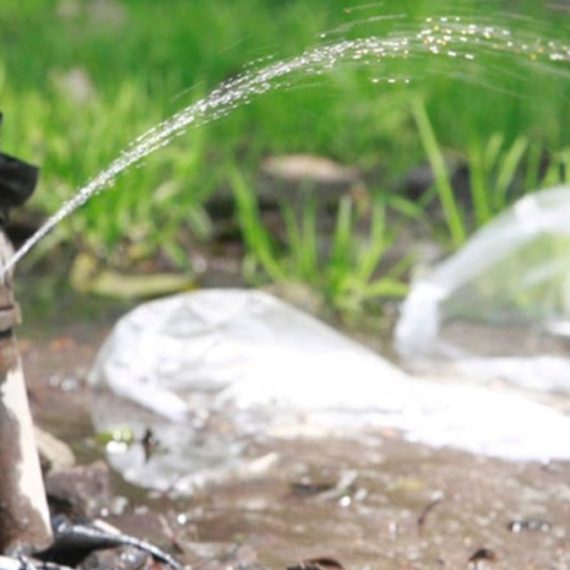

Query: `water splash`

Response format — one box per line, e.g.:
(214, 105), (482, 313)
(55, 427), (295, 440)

(4, 17), (569, 276)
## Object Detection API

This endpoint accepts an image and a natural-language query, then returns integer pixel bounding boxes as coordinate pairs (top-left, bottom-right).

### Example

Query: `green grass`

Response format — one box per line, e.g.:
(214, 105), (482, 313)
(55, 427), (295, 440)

(413, 99), (570, 245)
(1, 0), (569, 312)
(232, 169), (408, 315)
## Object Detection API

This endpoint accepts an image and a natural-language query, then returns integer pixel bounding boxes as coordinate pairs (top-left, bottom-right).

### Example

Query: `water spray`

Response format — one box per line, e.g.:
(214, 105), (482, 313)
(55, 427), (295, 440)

(2, 19), (568, 276)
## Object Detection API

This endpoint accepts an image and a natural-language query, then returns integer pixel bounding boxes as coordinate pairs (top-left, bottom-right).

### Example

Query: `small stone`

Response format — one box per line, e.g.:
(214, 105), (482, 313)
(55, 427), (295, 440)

(262, 154), (359, 186)
(52, 68), (96, 105)
(80, 545), (153, 570)
(36, 426), (76, 472)
(45, 461), (112, 519)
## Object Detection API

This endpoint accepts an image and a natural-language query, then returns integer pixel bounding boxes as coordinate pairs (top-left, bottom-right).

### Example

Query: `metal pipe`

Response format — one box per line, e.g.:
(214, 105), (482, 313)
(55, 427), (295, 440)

(0, 114), (52, 554)
(0, 233), (52, 554)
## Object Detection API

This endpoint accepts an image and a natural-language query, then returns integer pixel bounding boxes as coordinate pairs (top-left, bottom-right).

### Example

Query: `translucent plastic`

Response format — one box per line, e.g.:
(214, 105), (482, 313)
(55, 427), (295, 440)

(396, 186), (570, 393)
(89, 287), (570, 493)
(89, 289), (411, 422)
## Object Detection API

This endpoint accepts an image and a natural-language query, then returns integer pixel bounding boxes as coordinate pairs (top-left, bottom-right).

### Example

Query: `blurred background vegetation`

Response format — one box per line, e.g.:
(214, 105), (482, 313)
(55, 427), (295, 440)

(1, 0), (569, 317)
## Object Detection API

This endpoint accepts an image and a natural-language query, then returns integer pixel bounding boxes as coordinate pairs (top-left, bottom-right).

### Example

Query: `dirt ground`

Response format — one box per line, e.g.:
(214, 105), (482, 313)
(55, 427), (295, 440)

(19, 314), (570, 570)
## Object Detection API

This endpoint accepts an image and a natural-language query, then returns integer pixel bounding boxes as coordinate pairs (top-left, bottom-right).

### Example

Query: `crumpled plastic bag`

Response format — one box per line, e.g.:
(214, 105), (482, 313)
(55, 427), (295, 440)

(89, 287), (570, 491)
(396, 185), (570, 393)
(89, 288), (409, 422)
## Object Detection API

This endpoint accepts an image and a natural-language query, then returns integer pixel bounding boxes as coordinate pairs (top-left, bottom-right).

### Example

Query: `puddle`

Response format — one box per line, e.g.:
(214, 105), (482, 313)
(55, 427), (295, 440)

(18, 299), (570, 569)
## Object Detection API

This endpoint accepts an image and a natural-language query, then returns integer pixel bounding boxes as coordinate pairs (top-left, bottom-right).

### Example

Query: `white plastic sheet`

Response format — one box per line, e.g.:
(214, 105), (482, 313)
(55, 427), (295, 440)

(89, 289), (409, 421)
(396, 186), (570, 394)
(89, 288), (570, 485)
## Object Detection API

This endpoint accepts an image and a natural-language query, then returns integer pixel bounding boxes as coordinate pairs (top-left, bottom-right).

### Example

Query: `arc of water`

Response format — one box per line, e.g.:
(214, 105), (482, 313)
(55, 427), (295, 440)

(4, 20), (569, 276)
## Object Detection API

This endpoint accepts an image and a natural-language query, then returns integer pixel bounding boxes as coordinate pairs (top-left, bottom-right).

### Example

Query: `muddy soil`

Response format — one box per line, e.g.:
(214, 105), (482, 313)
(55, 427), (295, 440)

(18, 307), (570, 570)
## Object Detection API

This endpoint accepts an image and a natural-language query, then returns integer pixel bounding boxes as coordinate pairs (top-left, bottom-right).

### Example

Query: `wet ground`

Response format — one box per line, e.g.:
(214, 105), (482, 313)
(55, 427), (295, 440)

(19, 305), (570, 570)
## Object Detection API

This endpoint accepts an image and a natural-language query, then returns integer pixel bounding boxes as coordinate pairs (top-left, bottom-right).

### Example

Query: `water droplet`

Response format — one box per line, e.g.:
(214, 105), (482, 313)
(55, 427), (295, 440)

(339, 495), (352, 507)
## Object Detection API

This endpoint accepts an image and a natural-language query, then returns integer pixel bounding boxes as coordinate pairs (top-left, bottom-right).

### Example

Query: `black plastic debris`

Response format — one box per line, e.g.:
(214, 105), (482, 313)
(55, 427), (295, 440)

(507, 519), (552, 533)
(468, 547), (497, 568)
(0, 112), (39, 225)
(287, 557), (345, 570)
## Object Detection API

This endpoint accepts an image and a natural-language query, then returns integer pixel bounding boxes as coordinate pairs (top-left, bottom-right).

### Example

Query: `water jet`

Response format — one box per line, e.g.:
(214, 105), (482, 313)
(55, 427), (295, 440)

(0, 114), (181, 570)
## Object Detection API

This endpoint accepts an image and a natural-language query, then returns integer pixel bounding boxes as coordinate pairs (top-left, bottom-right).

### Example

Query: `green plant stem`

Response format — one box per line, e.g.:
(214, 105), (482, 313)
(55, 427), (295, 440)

(412, 99), (467, 247)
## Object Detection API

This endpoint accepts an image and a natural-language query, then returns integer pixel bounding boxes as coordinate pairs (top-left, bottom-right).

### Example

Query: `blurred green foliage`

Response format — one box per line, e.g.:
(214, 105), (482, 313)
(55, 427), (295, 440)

(0, 0), (569, 309)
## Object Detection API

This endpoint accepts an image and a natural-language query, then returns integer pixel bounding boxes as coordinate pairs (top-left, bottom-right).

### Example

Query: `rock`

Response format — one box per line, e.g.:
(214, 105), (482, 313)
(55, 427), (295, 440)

(52, 68), (97, 105)
(36, 426), (76, 473)
(261, 281), (324, 316)
(70, 253), (194, 298)
(262, 154), (359, 186)
(87, 0), (126, 27)
(192, 544), (265, 570)
(403, 161), (470, 205)
(45, 461), (112, 519)
(260, 154), (366, 211)
(80, 545), (153, 570)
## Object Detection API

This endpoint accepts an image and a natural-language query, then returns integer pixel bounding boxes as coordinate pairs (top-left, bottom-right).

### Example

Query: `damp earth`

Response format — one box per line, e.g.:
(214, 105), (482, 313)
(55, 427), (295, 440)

(19, 296), (570, 570)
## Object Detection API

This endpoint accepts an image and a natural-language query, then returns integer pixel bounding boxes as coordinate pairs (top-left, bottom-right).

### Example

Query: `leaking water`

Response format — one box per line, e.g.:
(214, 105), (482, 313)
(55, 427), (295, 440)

(3, 14), (569, 275)
(11, 9), (570, 566)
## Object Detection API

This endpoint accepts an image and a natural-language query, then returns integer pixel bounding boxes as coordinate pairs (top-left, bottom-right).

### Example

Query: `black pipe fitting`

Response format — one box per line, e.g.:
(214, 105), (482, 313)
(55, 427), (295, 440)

(0, 113), (40, 226)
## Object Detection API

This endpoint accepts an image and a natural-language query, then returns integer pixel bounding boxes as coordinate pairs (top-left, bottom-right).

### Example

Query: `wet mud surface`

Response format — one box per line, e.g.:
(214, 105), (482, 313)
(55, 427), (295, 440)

(19, 317), (570, 570)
